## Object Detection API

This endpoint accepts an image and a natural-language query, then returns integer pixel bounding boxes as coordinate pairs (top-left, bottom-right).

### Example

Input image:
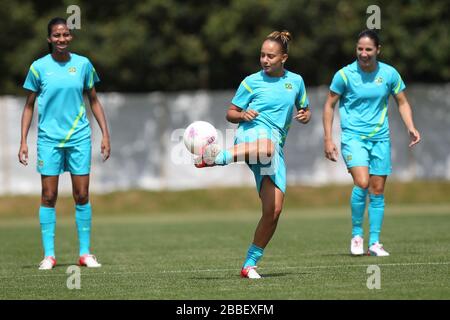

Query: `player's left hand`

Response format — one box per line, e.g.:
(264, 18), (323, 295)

(101, 136), (111, 161)
(18, 143), (29, 166)
(408, 128), (421, 147)
(294, 108), (311, 124)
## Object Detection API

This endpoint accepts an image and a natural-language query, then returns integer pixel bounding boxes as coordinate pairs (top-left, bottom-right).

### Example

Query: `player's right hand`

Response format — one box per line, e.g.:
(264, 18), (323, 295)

(240, 109), (259, 122)
(324, 139), (338, 162)
(18, 143), (28, 166)
(408, 128), (421, 147)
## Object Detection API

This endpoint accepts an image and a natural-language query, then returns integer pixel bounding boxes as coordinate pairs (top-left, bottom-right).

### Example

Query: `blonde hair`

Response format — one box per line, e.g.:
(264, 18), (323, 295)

(266, 30), (292, 54)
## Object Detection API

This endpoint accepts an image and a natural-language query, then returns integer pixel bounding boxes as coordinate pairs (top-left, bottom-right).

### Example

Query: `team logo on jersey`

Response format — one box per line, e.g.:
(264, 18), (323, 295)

(38, 160), (44, 167)
(68, 67), (77, 74)
(375, 76), (383, 85)
(284, 83), (293, 90)
(346, 154), (352, 162)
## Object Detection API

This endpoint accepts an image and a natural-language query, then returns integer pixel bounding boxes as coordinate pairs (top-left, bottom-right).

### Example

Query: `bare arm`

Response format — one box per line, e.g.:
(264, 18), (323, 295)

(394, 91), (421, 147)
(322, 91), (340, 162)
(226, 104), (259, 123)
(18, 91), (37, 165)
(86, 87), (111, 161)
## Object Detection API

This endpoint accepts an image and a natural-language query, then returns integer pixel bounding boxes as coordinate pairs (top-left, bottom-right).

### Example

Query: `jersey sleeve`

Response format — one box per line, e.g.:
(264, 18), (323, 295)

(329, 69), (347, 95)
(84, 60), (100, 90)
(231, 78), (253, 110)
(295, 78), (310, 110)
(23, 64), (41, 92)
(390, 68), (406, 95)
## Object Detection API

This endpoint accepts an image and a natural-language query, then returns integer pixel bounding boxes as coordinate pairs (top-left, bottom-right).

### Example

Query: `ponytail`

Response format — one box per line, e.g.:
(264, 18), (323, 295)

(266, 30), (292, 54)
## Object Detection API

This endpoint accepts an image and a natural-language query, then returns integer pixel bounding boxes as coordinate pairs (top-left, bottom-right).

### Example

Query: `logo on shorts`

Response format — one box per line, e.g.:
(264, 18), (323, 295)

(38, 160), (44, 167)
(284, 83), (293, 90)
(68, 67), (77, 74)
(375, 76), (383, 85)
(346, 154), (353, 162)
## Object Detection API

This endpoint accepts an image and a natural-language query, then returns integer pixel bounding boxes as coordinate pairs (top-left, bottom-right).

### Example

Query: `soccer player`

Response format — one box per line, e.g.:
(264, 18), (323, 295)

(196, 31), (311, 278)
(322, 30), (421, 256)
(18, 17), (111, 270)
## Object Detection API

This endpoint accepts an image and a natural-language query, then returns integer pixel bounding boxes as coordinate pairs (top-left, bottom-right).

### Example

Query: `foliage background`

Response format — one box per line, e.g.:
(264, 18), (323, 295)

(1, 0), (448, 94)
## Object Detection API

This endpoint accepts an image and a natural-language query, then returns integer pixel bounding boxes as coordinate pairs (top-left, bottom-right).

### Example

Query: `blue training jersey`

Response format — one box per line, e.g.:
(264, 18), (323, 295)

(330, 60), (405, 141)
(23, 53), (100, 147)
(231, 69), (309, 147)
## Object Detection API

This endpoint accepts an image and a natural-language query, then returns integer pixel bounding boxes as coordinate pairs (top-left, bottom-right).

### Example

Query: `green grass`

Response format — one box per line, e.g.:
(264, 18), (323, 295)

(0, 204), (449, 299)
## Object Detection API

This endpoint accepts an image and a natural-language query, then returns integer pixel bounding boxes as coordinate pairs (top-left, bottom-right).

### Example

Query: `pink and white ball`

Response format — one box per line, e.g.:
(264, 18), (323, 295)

(183, 121), (218, 155)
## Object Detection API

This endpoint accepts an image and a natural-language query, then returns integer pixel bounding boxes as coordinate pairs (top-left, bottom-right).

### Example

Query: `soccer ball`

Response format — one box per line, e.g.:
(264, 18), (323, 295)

(183, 121), (218, 155)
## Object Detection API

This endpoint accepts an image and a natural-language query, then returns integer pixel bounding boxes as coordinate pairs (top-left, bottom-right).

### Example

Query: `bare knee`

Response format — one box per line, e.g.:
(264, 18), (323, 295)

(354, 177), (369, 189)
(264, 205), (282, 224)
(73, 190), (89, 205)
(273, 205), (282, 221)
(369, 176), (387, 195)
(41, 190), (58, 207)
(369, 185), (385, 195)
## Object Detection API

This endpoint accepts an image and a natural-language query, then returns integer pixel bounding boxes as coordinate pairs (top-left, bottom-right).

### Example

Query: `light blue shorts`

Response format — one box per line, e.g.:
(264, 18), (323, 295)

(341, 135), (391, 176)
(37, 141), (91, 176)
(234, 123), (286, 194)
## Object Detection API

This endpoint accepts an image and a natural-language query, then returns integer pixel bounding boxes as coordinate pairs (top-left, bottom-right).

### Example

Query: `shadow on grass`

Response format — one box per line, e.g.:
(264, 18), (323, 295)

(22, 263), (106, 269)
(189, 272), (296, 280)
(320, 253), (358, 257)
(189, 276), (231, 280)
(259, 272), (292, 278)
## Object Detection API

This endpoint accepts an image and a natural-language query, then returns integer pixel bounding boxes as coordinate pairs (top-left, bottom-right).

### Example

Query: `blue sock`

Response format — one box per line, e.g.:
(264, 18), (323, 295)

(76, 203), (92, 256)
(242, 244), (264, 268)
(214, 150), (233, 166)
(368, 194), (385, 246)
(351, 186), (368, 237)
(39, 206), (56, 257)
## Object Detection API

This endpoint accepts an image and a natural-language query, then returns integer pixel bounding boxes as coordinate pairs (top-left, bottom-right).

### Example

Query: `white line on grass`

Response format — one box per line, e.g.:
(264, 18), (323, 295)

(1, 261), (448, 279)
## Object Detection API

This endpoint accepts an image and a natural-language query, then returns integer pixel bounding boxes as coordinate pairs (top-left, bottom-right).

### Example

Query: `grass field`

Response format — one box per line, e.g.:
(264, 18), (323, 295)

(0, 203), (449, 300)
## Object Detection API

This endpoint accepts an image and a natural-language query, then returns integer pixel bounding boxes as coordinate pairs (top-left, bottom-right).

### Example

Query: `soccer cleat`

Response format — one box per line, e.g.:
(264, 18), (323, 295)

(350, 235), (364, 256)
(79, 254), (102, 268)
(194, 143), (222, 168)
(240, 266), (262, 279)
(368, 242), (390, 256)
(194, 155), (209, 168)
(38, 256), (56, 270)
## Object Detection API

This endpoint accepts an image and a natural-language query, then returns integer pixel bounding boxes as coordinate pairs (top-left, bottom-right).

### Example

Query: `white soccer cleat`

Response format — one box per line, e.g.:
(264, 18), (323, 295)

(38, 256), (56, 270)
(240, 266), (262, 279)
(368, 242), (390, 257)
(195, 143), (222, 168)
(79, 254), (102, 268)
(350, 235), (364, 256)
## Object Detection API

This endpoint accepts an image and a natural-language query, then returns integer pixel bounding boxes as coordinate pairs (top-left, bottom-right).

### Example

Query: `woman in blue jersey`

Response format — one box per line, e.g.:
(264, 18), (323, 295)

(196, 31), (311, 278)
(18, 17), (111, 270)
(322, 30), (421, 256)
